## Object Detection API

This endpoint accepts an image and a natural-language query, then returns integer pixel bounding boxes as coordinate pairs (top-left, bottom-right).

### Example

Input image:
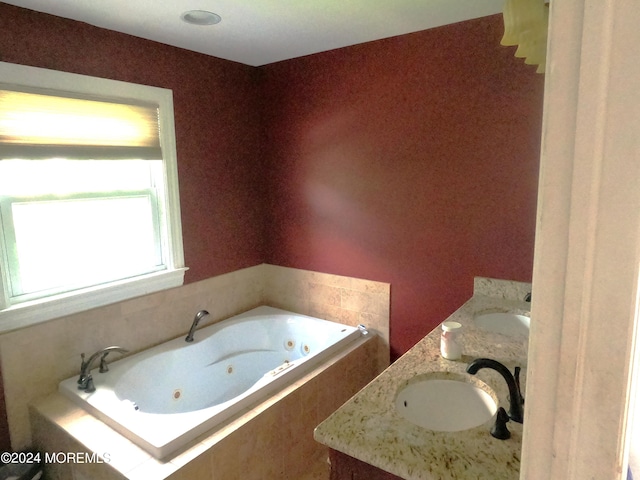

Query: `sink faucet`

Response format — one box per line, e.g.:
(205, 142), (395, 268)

(77, 346), (128, 393)
(466, 358), (524, 424)
(185, 310), (209, 342)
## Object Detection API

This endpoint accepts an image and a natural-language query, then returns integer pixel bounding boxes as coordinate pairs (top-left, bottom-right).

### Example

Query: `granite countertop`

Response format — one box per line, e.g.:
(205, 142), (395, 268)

(314, 277), (531, 480)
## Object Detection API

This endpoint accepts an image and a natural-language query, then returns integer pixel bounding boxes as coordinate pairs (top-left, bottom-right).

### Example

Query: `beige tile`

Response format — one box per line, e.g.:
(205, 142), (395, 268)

(264, 266), (309, 301)
(119, 289), (166, 316)
(358, 312), (388, 334)
(73, 458), (128, 480)
(208, 430), (241, 480)
(339, 288), (387, 316)
(166, 452), (212, 480)
(31, 402), (128, 480)
(125, 457), (180, 480)
(307, 271), (353, 289)
(355, 279), (390, 295)
(308, 282), (342, 307)
(63, 418), (151, 474)
(30, 406), (74, 480)
(269, 295), (310, 315)
(168, 438), (210, 471)
(308, 303), (360, 326)
(238, 417), (285, 480)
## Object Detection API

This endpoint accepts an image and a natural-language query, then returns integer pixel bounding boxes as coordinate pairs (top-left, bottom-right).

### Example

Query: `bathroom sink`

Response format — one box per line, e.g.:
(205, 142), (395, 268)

(395, 377), (497, 432)
(474, 312), (530, 336)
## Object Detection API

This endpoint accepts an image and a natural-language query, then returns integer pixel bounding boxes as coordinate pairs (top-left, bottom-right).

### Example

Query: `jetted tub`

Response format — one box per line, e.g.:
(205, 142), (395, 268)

(58, 306), (366, 459)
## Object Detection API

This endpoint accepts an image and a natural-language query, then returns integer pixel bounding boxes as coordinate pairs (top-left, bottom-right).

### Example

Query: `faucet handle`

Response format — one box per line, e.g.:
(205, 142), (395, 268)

(98, 347), (128, 372)
(99, 352), (111, 373)
(77, 353), (88, 385)
(491, 407), (511, 440)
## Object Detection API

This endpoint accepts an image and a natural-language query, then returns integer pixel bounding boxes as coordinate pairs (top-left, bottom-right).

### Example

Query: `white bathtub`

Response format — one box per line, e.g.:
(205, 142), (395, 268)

(58, 306), (365, 459)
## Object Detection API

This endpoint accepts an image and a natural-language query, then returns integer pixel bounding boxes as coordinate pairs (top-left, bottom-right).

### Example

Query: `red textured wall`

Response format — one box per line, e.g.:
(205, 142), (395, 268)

(261, 15), (544, 358)
(0, 3), (266, 284)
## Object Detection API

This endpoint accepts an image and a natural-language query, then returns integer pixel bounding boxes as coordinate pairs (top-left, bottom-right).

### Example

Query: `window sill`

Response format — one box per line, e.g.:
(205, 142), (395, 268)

(0, 268), (187, 334)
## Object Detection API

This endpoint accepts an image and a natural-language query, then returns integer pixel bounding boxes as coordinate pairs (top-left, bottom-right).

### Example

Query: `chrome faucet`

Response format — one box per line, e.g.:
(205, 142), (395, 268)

(185, 310), (209, 342)
(466, 357), (524, 424)
(77, 346), (128, 393)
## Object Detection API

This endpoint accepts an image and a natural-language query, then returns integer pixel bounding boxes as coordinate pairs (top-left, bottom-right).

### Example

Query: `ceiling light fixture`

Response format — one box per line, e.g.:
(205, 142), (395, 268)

(181, 10), (221, 26)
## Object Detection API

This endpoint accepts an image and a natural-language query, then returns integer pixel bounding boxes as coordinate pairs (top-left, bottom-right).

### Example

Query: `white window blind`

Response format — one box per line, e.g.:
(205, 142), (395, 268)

(0, 89), (161, 160)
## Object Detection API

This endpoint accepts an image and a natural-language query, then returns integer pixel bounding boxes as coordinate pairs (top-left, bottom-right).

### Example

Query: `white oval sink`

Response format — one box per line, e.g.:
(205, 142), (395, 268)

(474, 312), (530, 336)
(395, 378), (497, 432)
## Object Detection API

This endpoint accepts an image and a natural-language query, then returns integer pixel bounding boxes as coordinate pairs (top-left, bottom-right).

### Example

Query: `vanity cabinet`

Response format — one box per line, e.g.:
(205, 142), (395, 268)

(329, 449), (404, 480)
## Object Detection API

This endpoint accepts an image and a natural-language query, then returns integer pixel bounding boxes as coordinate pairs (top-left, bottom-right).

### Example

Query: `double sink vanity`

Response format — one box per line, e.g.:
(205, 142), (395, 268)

(314, 277), (531, 480)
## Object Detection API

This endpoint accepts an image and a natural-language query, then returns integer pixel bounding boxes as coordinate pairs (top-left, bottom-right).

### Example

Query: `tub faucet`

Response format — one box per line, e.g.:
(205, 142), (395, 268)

(77, 346), (128, 393)
(466, 357), (524, 424)
(185, 310), (209, 342)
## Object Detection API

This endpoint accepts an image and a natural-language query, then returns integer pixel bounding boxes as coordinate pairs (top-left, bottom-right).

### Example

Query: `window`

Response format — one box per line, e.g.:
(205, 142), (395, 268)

(0, 63), (186, 331)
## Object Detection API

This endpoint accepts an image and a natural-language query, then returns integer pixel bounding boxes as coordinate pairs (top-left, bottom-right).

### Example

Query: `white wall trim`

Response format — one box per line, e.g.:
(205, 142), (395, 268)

(522, 1), (640, 478)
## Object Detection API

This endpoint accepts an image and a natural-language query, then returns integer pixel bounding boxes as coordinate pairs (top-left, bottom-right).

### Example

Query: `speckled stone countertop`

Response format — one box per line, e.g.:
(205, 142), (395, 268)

(314, 277), (531, 480)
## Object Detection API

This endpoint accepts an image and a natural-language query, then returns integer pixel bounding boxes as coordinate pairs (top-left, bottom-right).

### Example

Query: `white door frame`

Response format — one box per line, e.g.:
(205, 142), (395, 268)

(521, 1), (640, 478)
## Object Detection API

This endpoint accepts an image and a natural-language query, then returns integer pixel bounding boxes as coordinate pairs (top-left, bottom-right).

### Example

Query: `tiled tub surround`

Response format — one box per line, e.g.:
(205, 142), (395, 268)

(0, 263), (390, 451)
(57, 306), (366, 459)
(314, 277), (531, 480)
(263, 265), (390, 372)
(32, 334), (380, 480)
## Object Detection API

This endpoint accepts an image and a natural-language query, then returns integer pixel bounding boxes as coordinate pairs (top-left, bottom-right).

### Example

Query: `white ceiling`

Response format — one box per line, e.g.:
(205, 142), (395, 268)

(2, 0), (504, 66)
